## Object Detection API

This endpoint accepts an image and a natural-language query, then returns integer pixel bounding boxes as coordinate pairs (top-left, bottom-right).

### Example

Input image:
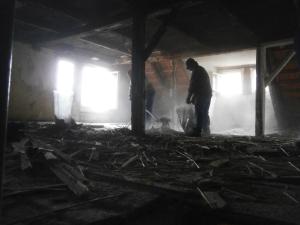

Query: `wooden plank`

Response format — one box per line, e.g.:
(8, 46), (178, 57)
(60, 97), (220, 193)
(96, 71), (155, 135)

(38, 19), (132, 45)
(217, 64), (256, 71)
(43, 151), (91, 196)
(80, 38), (130, 55)
(82, 165), (205, 207)
(144, 8), (178, 60)
(262, 38), (293, 49)
(33, 140), (92, 196)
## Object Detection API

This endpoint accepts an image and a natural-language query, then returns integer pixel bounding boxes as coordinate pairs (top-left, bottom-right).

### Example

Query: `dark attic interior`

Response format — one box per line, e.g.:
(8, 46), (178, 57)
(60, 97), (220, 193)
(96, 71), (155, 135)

(2, 0), (300, 224)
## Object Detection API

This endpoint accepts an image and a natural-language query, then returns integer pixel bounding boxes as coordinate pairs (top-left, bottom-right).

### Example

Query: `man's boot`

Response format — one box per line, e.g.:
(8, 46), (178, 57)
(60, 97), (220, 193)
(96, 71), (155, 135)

(203, 126), (211, 136)
(188, 128), (201, 137)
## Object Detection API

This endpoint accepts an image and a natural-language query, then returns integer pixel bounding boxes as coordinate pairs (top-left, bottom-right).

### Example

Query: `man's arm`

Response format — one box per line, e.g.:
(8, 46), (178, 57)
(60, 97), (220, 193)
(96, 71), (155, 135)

(186, 73), (196, 104)
(186, 92), (193, 104)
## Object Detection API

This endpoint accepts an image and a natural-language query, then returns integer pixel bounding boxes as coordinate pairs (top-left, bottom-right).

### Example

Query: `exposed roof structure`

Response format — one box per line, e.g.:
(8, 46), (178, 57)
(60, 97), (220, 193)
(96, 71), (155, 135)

(14, 0), (298, 63)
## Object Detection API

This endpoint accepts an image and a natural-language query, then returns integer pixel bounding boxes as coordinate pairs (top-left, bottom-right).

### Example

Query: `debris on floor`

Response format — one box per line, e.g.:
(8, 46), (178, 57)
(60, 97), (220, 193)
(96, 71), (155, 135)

(3, 122), (300, 225)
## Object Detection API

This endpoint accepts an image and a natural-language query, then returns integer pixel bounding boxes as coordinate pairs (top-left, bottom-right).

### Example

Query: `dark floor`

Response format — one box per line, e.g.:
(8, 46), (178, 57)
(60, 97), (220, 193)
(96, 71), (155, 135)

(2, 122), (300, 225)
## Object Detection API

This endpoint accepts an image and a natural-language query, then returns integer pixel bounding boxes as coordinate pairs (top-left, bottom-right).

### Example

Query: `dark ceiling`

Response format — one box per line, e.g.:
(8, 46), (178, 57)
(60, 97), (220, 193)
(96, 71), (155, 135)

(13, 0), (299, 63)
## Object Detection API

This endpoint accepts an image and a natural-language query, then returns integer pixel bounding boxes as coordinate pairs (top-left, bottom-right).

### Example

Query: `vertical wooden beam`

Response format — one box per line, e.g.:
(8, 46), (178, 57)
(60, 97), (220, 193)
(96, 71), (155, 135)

(295, 0), (300, 66)
(294, 0), (300, 24)
(255, 46), (265, 136)
(0, 0), (15, 214)
(171, 59), (177, 127)
(131, 6), (146, 135)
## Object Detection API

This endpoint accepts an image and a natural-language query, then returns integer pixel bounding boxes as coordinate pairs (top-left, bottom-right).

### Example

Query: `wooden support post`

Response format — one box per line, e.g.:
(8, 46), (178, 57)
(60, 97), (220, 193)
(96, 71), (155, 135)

(131, 6), (146, 135)
(294, 0), (300, 24)
(171, 59), (177, 127)
(0, 0), (15, 214)
(255, 46), (265, 137)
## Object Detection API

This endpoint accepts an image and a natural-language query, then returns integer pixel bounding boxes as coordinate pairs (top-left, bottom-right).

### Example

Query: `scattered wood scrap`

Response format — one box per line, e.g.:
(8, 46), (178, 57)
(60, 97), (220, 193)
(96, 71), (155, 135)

(4, 123), (300, 225)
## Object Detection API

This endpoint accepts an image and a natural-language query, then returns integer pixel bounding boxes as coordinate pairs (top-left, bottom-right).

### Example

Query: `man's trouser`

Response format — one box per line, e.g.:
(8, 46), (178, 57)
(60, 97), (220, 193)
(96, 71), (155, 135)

(194, 96), (211, 134)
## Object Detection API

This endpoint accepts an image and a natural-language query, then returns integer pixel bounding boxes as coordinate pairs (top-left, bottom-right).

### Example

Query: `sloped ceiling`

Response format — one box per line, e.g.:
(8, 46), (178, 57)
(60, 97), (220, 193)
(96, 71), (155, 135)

(14, 0), (298, 63)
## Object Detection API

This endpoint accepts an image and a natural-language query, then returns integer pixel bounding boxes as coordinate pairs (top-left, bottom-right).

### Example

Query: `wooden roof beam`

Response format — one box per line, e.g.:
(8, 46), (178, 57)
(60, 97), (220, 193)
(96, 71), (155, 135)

(144, 8), (178, 61)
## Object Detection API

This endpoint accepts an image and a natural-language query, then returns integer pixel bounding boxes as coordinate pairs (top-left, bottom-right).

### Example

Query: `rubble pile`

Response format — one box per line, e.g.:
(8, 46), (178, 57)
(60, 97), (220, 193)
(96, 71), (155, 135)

(3, 122), (300, 225)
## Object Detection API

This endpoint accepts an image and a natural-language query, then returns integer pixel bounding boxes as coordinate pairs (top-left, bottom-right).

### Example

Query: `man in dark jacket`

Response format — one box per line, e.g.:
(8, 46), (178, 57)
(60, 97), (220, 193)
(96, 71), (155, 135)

(185, 58), (212, 136)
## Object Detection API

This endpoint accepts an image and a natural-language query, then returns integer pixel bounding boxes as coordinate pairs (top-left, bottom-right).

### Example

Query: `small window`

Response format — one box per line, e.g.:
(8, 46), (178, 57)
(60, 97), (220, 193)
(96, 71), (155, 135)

(215, 70), (242, 96)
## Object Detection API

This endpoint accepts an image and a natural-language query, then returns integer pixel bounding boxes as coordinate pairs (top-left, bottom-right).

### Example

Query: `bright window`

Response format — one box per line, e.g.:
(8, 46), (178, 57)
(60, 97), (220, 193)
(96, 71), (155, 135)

(251, 68), (256, 93)
(56, 60), (75, 94)
(81, 65), (118, 112)
(215, 70), (242, 96)
(54, 59), (75, 120)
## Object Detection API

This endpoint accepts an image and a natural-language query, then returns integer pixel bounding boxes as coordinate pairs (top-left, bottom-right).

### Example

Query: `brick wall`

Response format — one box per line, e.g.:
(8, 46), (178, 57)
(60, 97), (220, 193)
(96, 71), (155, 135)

(268, 46), (300, 130)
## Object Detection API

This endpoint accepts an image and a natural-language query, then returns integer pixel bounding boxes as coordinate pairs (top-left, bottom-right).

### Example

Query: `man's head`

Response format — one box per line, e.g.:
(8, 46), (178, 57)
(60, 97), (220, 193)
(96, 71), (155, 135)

(185, 58), (198, 71)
